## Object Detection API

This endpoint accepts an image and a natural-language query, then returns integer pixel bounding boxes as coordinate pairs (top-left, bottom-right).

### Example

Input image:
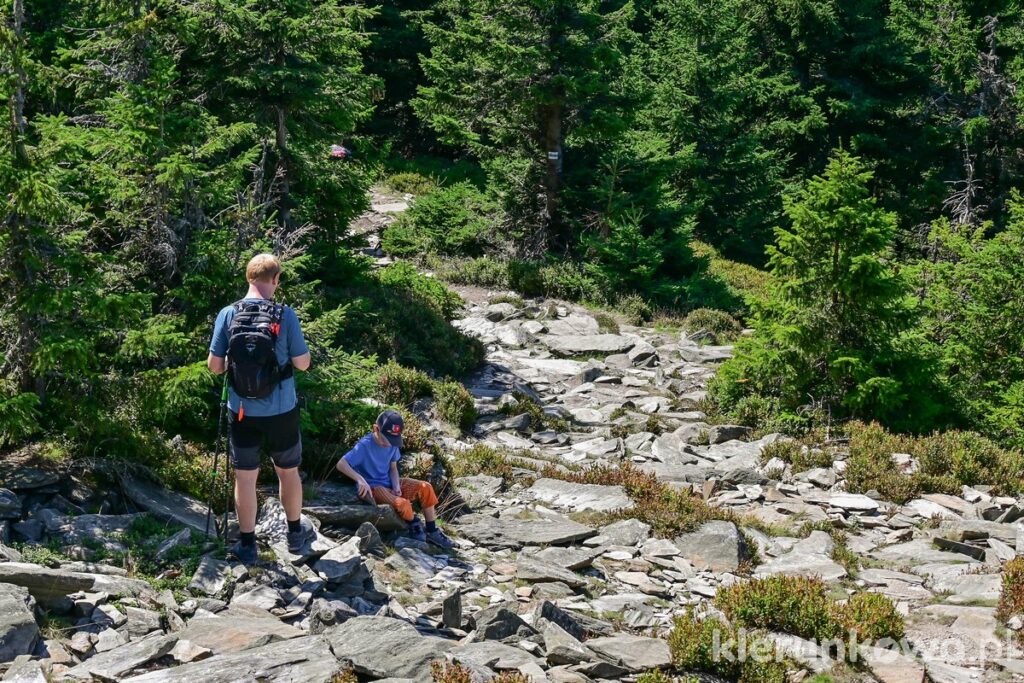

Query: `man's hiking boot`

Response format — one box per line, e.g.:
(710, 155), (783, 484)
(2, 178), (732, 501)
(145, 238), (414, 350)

(229, 540), (258, 566)
(426, 528), (455, 550)
(408, 515), (426, 542)
(287, 517), (316, 553)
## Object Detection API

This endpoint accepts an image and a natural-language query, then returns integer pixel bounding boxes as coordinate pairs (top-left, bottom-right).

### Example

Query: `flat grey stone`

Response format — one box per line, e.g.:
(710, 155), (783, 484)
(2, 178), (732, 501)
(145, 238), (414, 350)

(1, 469), (58, 490)
(530, 546), (604, 570)
(470, 602), (534, 640)
(121, 635), (340, 683)
(526, 478), (632, 513)
(585, 633), (671, 672)
(2, 656), (47, 683)
(674, 520), (746, 572)
(324, 616), (452, 682)
(188, 556), (232, 596)
(543, 621), (594, 666)
(62, 633), (178, 680)
(312, 537), (364, 582)
(0, 562), (154, 611)
(0, 490), (20, 520)
(120, 474), (212, 537)
(516, 554), (585, 588)
(545, 334), (636, 356)
(449, 641), (540, 669)
(230, 585), (282, 611)
(455, 511), (596, 550)
(173, 610), (303, 654)
(587, 519), (650, 547)
(0, 584), (38, 664)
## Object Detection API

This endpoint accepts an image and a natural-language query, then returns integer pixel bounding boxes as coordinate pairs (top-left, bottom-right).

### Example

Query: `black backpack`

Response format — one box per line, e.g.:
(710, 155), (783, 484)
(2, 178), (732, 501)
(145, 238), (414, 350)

(226, 300), (293, 399)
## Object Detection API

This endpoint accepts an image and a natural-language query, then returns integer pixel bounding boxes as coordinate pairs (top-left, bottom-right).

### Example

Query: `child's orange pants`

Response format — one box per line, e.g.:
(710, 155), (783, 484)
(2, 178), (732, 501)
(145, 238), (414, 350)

(371, 478), (438, 522)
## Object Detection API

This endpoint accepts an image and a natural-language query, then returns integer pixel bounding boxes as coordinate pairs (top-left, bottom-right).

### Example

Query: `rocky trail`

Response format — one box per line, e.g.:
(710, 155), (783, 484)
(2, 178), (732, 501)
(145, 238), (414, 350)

(1, 196), (1022, 683)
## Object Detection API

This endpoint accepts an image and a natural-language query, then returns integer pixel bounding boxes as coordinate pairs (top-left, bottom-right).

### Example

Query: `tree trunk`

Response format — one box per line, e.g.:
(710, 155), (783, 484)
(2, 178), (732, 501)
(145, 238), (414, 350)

(543, 100), (563, 244)
(275, 104), (291, 235)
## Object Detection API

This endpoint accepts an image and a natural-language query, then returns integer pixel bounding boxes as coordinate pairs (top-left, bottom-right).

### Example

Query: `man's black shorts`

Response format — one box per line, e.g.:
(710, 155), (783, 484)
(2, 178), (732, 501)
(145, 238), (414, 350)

(228, 406), (302, 471)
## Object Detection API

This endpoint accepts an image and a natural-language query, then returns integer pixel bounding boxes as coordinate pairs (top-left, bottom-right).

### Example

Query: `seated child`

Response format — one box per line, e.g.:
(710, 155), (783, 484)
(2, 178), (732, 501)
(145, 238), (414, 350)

(336, 410), (454, 549)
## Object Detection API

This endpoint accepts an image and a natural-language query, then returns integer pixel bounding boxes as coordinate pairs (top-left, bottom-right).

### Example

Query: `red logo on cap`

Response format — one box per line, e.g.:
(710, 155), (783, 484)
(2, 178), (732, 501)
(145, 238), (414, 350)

(390, 425), (402, 435)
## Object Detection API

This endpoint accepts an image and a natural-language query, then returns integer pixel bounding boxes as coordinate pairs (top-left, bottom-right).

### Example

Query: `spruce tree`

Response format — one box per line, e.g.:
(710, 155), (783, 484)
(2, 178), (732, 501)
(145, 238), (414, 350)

(712, 150), (945, 430)
(414, 0), (634, 252)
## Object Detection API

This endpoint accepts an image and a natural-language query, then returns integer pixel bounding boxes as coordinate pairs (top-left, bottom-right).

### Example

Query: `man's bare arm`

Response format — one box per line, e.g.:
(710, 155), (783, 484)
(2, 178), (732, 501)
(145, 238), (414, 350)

(207, 353), (226, 375)
(291, 352), (311, 372)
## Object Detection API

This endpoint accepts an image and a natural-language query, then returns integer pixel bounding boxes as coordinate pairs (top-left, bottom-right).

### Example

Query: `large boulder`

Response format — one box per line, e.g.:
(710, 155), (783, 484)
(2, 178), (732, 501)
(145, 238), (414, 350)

(674, 520), (747, 572)
(0, 584), (38, 663)
(324, 616), (452, 682)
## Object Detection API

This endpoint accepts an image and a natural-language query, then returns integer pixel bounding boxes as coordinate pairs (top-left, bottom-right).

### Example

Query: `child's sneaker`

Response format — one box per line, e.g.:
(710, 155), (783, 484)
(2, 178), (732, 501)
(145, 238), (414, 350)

(229, 540), (258, 566)
(426, 528), (455, 550)
(408, 515), (426, 542)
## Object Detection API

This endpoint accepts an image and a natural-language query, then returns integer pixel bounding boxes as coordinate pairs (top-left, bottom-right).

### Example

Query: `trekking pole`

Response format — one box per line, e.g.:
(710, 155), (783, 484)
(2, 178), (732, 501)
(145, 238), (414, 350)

(221, 412), (231, 542)
(206, 372), (229, 539)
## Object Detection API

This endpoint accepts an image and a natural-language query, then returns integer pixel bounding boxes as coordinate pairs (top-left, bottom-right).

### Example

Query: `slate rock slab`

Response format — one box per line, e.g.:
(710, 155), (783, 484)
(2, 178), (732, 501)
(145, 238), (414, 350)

(304, 503), (407, 532)
(545, 334), (636, 356)
(585, 633), (671, 672)
(62, 632), (178, 681)
(324, 616), (452, 683)
(120, 473), (212, 537)
(121, 635), (340, 683)
(0, 489), (21, 520)
(174, 610), (303, 654)
(2, 656), (48, 683)
(516, 554), (585, 588)
(525, 478), (632, 513)
(1, 468), (59, 491)
(313, 537), (364, 582)
(455, 511), (596, 550)
(0, 562), (154, 611)
(187, 556), (232, 597)
(0, 584), (38, 664)
(674, 520), (746, 572)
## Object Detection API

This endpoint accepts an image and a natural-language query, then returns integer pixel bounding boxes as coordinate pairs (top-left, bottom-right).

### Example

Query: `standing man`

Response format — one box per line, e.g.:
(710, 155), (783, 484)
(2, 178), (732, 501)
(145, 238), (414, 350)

(208, 253), (314, 564)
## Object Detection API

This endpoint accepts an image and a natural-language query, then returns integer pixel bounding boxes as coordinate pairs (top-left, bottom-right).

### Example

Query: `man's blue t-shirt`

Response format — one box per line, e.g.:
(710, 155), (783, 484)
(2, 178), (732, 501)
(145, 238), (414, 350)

(342, 434), (400, 488)
(209, 298), (309, 417)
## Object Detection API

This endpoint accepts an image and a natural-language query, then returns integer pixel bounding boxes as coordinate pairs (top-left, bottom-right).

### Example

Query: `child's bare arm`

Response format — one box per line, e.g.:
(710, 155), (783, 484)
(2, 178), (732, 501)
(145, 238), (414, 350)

(336, 458), (372, 499)
(389, 461), (402, 496)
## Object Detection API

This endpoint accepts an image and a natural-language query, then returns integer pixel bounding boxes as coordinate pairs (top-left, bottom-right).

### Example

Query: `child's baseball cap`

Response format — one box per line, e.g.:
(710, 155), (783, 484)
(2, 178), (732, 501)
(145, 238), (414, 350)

(376, 410), (404, 448)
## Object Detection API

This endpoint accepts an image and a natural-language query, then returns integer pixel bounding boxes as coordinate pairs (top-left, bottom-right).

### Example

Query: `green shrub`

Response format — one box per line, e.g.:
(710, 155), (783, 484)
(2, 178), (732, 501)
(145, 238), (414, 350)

(382, 182), (497, 257)
(838, 591), (905, 642)
(431, 256), (510, 288)
(431, 661), (526, 683)
(384, 172), (435, 196)
(668, 610), (787, 683)
(375, 262), (463, 320)
(374, 361), (433, 407)
(448, 443), (516, 480)
(617, 293), (654, 325)
(759, 439), (834, 472)
(594, 312), (620, 334)
(715, 575), (841, 641)
(997, 557), (1024, 627)
(843, 421), (1024, 503)
(682, 308), (742, 344)
(434, 381), (477, 432)
(543, 462), (728, 537)
(488, 294), (524, 308)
